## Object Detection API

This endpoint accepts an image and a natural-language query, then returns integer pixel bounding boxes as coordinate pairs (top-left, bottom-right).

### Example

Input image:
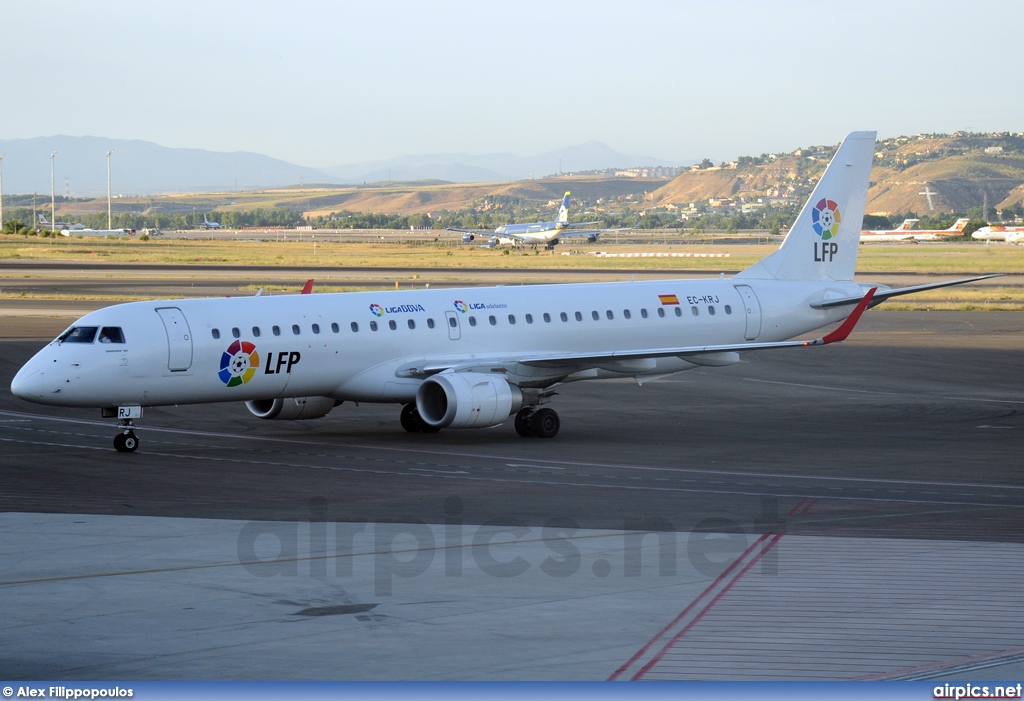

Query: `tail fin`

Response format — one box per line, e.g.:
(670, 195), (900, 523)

(556, 191), (571, 228)
(897, 218), (919, 231)
(949, 217), (970, 232)
(736, 131), (875, 282)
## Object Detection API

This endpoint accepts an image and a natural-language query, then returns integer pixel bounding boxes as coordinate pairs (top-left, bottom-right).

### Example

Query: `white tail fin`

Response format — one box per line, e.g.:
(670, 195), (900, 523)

(948, 217), (970, 232)
(556, 192), (571, 228)
(897, 218), (919, 231)
(736, 131), (876, 282)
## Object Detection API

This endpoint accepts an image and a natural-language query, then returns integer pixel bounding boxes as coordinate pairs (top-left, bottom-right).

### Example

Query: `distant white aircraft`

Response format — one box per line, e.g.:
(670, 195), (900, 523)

(38, 214), (85, 231)
(451, 191), (605, 248)
(860, 218), (970, 243)
(972, 225), (1024, 244)
(60, 228), (136, 238)
(198, 213), (223, 230)
(11, 131), (998, 453)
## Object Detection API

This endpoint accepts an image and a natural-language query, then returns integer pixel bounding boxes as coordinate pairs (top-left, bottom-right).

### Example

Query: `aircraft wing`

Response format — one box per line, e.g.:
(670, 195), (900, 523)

(447, 226), (492, 235)
(811, 275), (1000, 309)
(564, 221), (602, 228)
(408, 288), (875, 376)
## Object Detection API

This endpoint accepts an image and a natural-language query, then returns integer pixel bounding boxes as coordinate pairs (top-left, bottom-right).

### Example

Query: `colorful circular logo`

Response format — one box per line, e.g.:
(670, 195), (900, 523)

(454, 300), (468, 313)
(369, 304), (384, 317)
(811, 198), (841, 240)
(219, 340), (259, 387)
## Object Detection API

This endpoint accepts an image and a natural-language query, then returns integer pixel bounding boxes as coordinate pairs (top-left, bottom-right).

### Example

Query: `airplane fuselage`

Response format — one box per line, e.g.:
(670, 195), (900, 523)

(12, 277), (863, 411)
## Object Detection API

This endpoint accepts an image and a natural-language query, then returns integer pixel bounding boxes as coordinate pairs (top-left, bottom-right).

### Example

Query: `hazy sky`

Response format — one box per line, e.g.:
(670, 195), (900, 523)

(4, 0), (1021, 167)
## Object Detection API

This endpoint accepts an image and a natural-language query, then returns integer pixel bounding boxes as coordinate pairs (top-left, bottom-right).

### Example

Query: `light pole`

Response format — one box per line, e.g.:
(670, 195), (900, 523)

(50, 151), (58, 235)
(107, 149), (114, 230)
(0, 154), (5, 233)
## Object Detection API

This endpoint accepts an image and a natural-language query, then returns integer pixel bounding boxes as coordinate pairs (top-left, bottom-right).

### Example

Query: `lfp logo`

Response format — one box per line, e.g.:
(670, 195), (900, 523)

(219, 340), (259, 387)
(454, 300), (468, 313)
(369, 303), (384, 317)
(811, 198), (841, 240)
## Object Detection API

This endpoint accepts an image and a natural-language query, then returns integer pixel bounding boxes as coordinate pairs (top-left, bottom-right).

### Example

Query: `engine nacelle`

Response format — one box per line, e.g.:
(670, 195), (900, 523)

(462, 233), (475, 243)
(246, 396), (339, 420)
(416, 373), (522, 429)
(587, 233), (599, 243)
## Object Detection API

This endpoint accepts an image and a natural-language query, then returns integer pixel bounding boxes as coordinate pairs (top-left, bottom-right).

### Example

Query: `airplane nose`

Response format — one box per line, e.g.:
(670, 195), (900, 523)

(10, 365), (45, 401)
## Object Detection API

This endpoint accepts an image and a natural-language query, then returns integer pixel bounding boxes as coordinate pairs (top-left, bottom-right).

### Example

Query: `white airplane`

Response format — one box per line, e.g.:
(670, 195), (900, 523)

(38, 214), (85, 231)
(859, 218), (970, 243)
(972, 225), (1024, 243)
(198, 213), (223, 230)
(60, 227), (137, 238)
(452, 191), (605, 248)
(11, 131), (998, 453)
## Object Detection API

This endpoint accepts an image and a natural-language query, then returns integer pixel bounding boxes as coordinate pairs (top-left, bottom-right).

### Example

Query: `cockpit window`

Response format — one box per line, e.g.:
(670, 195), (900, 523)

(98, 327), (125, 343)
(57, 326), (98, 344)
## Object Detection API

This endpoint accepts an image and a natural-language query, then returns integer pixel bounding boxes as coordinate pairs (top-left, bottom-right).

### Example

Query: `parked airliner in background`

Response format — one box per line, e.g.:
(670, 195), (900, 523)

(859, 218), (970, 243)
(11, 132), (998, 452)
(37, 214), (85, 231)
(198, 213), (223, 230)
(972, 225), (1024, 244)
(451, 191), (605, 248)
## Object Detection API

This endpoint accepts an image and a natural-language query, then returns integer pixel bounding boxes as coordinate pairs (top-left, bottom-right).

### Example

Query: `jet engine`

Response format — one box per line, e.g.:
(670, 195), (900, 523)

(462, 233), (475, 243)
(587, 233), (599, 243)
(246, 396), (339, 420)
(416, 373), (522, 429)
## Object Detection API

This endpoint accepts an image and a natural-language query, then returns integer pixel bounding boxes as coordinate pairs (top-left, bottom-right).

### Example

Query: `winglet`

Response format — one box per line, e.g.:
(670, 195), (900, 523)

(819, 287), (876, 344)
(301, 279), (314, 295)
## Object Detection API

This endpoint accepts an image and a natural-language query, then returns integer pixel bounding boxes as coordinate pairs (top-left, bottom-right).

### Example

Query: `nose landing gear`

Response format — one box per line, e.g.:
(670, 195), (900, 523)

(113, 419), (139, 453)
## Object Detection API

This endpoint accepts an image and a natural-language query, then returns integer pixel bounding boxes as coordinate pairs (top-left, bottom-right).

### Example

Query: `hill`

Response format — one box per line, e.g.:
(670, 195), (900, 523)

(648, 133), (1024, 216)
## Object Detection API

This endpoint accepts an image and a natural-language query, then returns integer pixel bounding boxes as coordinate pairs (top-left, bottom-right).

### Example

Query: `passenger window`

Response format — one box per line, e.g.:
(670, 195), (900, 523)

(312, 323), (320, 334)
(427, 318), (435, 329)
(525, 314), (533, 324)
(560, 312), (568, 322)
(657, 308), (665, 318)
(57, 326), (98, 343)
(232, 327), (240, 339)
(292, 324), (300, 335)
(211, 328), (221, 340)
(508, 314), (516, 325)
(350, 322), (359, 332)
(252, 326), (261, 337)
(623, 309), (631, 320)
(370, 320), (378, 331)
(331, 322), (339, 333)
(724, 305), (732, 315)
(489, 315), (497, 326)
(574, 311), (582, 321)
(273, 325), (281, 336)
(691, 306), (699, 316)
(708, 305), (716, 315)
(640, 309), (648, 319)
(543, 313), (551, 323)
(388, 319), (397, 330)
(591, 311), (600, 321)
(98, 327), (125, 343)
(469, 316), (477, 327)
(674, 307), (682, 317)
(408, 319), (415, 329)
(448, 317), (456, 328)
(606, 310), (614, 320)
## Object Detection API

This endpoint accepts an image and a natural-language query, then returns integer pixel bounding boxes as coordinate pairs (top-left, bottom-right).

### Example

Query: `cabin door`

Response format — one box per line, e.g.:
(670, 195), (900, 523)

(734, 285), (762, 340)
(155, 307), (194, 371)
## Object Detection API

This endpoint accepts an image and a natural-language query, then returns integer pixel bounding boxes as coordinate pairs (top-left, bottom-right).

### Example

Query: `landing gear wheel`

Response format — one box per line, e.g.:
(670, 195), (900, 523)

(400, 403), (441, 434)
(514, 408), (535, 437)
(114, 431), (139, 453)
(531, 408), (560, 438)
(400, 403), (425, 433)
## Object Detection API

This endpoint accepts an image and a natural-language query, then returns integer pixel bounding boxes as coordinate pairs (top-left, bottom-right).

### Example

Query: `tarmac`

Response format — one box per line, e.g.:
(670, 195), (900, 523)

(1, 302), (1022, 680)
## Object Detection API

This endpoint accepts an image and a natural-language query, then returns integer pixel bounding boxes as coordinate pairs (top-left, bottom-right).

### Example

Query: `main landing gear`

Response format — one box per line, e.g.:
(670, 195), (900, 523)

(514, 407), (560, 438)
(400, 403), (440, 433)
(113, 419), (139, 453)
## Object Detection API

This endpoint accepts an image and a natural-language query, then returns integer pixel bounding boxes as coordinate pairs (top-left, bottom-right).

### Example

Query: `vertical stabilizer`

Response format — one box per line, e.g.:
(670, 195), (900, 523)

(556, 191), (571, 228)
(736, 131), (875, 282)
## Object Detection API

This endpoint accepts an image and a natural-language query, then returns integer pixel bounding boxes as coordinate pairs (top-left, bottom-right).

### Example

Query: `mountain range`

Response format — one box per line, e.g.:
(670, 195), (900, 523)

(0, 136), (676, 196)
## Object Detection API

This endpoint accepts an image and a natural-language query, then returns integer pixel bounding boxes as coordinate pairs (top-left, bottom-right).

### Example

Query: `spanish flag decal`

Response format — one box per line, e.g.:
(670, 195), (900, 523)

(658, 294), (680, 305)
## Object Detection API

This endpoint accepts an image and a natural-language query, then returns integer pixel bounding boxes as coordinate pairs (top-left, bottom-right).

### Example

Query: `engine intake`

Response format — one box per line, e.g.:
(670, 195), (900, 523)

(246, 396), (339, 420)
(416, 373), (522, 429)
